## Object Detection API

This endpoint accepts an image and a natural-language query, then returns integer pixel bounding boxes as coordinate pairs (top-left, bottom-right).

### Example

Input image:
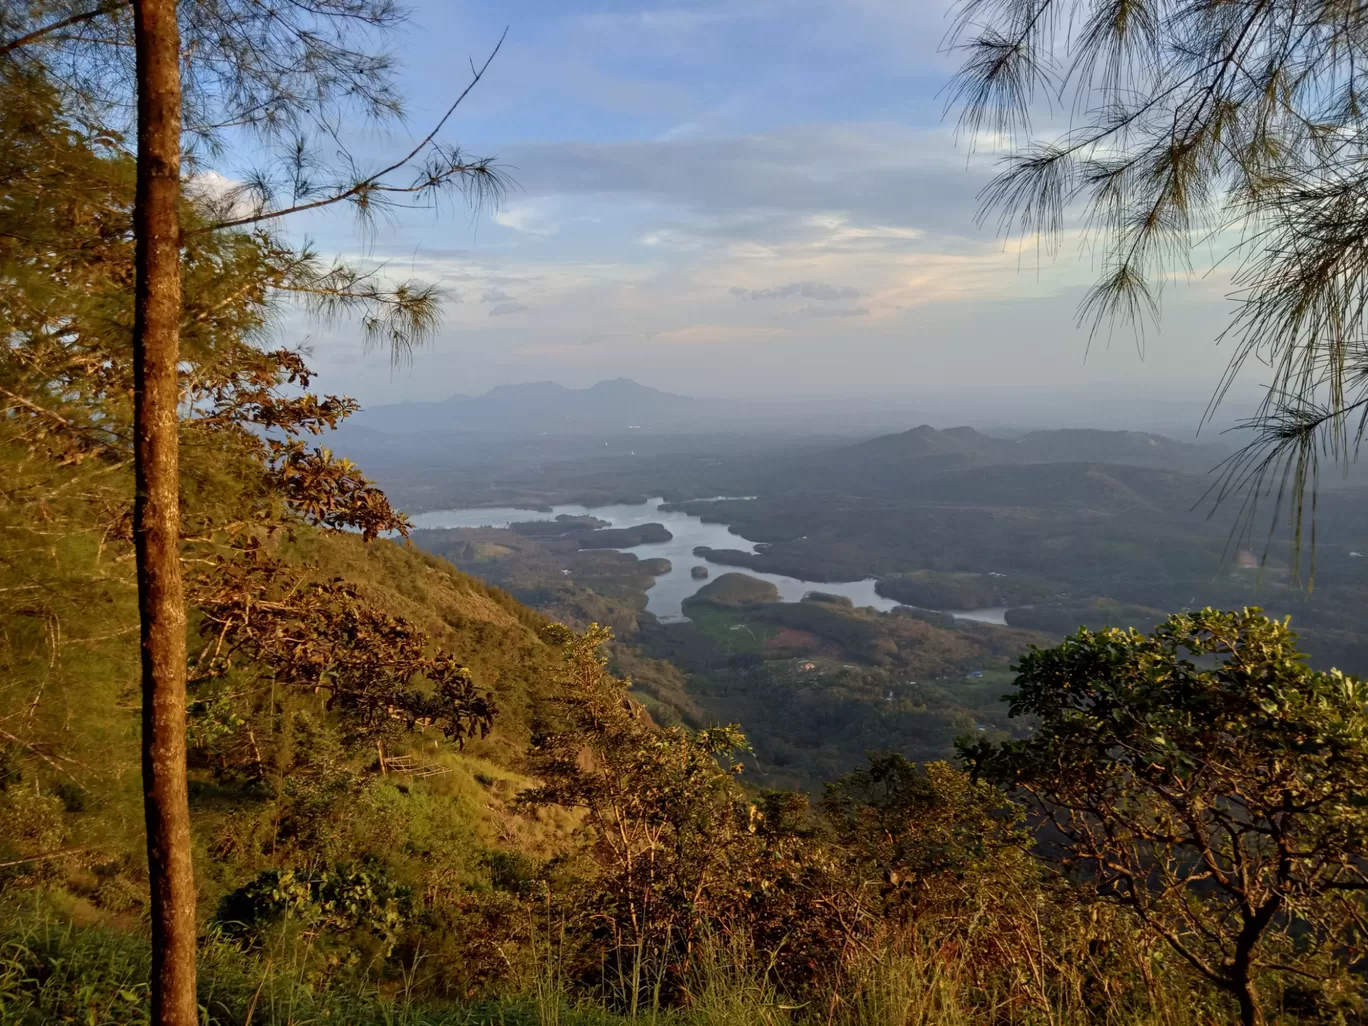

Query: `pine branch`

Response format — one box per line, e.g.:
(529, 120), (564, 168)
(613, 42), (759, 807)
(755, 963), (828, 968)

(192, 28), (508, 235)
(0, 0), (129, 58)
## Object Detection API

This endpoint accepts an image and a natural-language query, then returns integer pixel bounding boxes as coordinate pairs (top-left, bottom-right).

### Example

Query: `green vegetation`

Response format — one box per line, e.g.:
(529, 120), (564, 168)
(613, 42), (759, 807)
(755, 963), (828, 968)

(5, 616), (1363, 1025)
(1004, 597), (1172, 635)
(411, 527), (1045, 787)
(413, 527), (669, 636)
(357, 421), (1368, 678)
(964, 610), (1368, 1026)
(639, 605), (1037, 788)
(0, 901), (1225, 1026)
(874, 571), (1048, 610)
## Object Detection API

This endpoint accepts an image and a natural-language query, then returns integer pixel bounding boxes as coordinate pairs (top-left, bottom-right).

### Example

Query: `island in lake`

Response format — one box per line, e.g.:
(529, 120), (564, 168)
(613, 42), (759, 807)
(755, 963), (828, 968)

(577, 523), (673, 548)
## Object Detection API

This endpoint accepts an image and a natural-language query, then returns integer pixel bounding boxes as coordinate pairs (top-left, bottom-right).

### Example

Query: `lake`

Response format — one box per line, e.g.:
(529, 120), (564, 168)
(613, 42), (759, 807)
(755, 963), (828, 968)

(408, 498), (1009, 626)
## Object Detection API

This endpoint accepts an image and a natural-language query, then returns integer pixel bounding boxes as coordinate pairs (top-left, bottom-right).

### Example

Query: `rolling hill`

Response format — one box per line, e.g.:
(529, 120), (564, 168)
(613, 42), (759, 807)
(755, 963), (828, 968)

(786, 424), (1229, 486)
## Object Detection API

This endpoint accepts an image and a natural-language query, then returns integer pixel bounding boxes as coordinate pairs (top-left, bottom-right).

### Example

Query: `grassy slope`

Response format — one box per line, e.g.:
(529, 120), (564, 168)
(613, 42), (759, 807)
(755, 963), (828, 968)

(287, 530), (556, 760)
(0, 464), (576, 925)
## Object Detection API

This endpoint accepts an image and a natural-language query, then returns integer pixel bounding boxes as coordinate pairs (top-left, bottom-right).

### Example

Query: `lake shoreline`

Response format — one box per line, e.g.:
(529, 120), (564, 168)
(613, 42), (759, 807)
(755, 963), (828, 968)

(408, 497), (1009, 626)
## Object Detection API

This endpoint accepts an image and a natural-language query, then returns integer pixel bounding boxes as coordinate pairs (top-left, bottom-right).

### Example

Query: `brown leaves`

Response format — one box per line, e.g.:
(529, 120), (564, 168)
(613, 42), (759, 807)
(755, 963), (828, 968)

(262, 440), (409, 541)
(190, 549), (495, 747)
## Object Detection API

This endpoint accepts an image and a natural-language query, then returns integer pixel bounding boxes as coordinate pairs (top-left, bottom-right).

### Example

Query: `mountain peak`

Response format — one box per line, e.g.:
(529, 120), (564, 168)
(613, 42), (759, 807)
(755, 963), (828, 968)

(943, 425), (989, 441)
(586, 378), (666, 396)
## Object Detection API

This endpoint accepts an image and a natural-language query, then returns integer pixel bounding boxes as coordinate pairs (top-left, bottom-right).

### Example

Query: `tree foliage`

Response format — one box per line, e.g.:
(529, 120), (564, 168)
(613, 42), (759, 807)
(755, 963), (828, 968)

(519, 623), (757, 1006)
(823, 754), (1028, 914)
(962, 608), (1368, 1024)
(1, 0), (509, 235)
(518, 625), (1071, 1011)
(191, 551), (497, 754)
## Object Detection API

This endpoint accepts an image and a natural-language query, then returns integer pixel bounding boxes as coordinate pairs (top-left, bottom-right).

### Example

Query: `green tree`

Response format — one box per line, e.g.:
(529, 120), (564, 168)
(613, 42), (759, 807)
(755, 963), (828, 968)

(962, 609), (1368, 1025)
(945, 0), (1368, 552)
(822, 755), (1029, 917)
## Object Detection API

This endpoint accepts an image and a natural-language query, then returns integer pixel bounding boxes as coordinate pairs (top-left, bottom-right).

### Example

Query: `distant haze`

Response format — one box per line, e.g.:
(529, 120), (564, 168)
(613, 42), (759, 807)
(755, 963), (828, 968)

(341, 377), (1246, 441)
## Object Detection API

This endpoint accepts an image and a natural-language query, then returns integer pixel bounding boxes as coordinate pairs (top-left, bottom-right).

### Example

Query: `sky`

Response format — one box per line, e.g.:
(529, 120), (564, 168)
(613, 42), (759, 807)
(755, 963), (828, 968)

(274, 0), (1265, 426)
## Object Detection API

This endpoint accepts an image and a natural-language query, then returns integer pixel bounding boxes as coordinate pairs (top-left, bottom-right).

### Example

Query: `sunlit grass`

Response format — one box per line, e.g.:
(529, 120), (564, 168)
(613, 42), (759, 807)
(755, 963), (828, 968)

(0, 906), (1221, 1026)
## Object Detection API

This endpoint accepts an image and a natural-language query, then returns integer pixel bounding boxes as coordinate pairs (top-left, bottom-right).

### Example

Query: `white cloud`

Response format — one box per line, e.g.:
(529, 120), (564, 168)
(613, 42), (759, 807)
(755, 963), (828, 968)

(781, 304), (870, 319)
(277, 0), (1260, 414)
(493, 203), (560, 236)
(184, 170), (257, 219)
(731, 281), (862, 301)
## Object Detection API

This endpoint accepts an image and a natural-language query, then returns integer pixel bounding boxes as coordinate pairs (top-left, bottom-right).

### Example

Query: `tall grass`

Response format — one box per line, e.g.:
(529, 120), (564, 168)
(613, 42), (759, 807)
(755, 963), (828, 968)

(0, 913), (454, 1026)
(0, 907), (1225, 1026)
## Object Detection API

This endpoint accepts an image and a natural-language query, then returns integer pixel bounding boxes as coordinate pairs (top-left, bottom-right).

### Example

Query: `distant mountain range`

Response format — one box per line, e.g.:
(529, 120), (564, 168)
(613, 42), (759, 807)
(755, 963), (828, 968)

(334, 382), (1244, 509)
(347, 378), (709, 435)
(342, 378), (1245, 441)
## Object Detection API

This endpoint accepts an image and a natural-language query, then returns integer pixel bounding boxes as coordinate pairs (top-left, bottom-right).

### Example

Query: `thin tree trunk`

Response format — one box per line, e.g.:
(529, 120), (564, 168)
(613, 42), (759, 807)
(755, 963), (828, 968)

(1231, 898), (1277, 1026)
(1235, 983), (1263, 1026)
(132, 1), (196, 1024)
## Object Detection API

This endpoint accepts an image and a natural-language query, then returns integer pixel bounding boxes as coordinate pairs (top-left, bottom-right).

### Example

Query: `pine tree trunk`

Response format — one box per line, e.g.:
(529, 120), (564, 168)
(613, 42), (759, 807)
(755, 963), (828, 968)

(131, 1), (197, 1024)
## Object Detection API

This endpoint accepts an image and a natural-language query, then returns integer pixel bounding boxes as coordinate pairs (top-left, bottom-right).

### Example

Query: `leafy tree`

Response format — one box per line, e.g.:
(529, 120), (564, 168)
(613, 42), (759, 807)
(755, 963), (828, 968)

(961, 609), (1368, 1025)
(216, 866), (411, 958)
(822, 755), (1029, 917)
(190, 552), (497, 761)
(5, 1), (506, 1017)
(519, 626), (901, 1006)
(0, 83), (282, 1009)
(945, 0), (1368, 552)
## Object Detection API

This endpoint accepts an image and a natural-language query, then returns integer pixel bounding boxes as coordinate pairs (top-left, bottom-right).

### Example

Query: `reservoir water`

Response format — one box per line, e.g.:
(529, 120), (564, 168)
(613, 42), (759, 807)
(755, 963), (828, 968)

(409, 498), (1008, 626)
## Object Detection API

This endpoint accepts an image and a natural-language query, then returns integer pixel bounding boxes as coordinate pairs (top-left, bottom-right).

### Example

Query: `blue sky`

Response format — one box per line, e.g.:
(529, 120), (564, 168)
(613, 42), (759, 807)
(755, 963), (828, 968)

(281, 0), (1257, 423)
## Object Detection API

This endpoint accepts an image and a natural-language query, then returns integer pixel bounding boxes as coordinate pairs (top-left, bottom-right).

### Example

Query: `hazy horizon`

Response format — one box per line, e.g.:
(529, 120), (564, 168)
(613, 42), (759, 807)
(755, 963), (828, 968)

(343, 375), (1251, 441)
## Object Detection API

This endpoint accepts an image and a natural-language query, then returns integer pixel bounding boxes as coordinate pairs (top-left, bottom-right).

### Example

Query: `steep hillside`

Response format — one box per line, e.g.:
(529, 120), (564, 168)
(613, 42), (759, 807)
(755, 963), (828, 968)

(277, 530), (560, 759)
(0, 507), (574, 923)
